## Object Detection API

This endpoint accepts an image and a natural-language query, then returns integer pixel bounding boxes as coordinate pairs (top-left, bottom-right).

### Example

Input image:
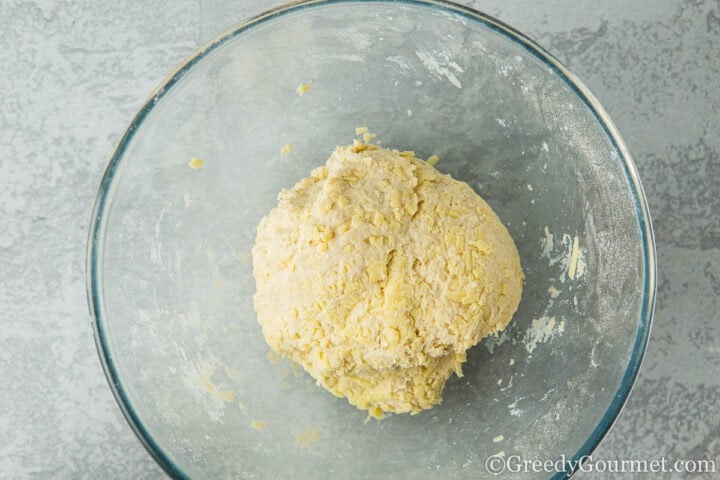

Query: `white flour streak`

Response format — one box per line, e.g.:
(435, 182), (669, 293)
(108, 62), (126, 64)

(415, 50), (463, 88)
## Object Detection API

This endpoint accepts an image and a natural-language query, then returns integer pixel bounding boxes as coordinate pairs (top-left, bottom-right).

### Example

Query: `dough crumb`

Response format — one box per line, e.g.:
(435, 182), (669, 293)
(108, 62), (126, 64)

(280, 144), (294, 157)
(253, 143), (523, 417)
(296, 82), (312, 96)
(294, 427), (320, 448)
(188, 156), (204, 169)
(354, 126), (377, 146)
(266, 351), (282, 364)
(219, 390), (235, 402)
(251, 419), (267, 430)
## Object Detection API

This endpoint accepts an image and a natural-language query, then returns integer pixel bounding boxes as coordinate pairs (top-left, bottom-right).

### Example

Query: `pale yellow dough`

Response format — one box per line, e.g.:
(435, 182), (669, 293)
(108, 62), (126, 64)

(252, 143), (523, 417)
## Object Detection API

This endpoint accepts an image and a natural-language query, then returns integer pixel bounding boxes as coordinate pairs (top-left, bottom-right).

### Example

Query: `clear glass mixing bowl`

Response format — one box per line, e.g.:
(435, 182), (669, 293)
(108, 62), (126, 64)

(87, 1), (655, 478)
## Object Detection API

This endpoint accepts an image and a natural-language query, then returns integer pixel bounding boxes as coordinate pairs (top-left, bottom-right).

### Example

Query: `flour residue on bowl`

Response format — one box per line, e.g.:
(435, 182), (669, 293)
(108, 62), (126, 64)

(385, 55), (413, 74)
(507, 396), (525, 417)
(329, 27), (372, 50)
(523, 316), (565, 354)
(483, 324), (514, 354)
(484, 227), (585, 356)
(541, 227), (587, 283)
(415, 49), (463, 88)
(177, 352), (243, 422)
(518, 228), (585, 352)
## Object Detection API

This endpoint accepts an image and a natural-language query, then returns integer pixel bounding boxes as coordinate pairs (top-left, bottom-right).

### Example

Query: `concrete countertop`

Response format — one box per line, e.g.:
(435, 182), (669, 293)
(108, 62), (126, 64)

(2, 0), (718, 478)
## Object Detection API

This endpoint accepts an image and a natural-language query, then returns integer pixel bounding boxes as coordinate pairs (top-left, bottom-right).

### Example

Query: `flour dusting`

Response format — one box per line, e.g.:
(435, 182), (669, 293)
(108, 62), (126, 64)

(181, 354), (234, 421)
(540, 227), (586, 283)
(541, 226), (554, 258)
(415, 50), (463, 88)
(524, 316), (566, 353)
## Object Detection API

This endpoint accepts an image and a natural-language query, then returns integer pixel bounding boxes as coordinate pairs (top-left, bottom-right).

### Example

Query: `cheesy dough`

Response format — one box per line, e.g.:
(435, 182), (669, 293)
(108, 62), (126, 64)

(252, 143), (523, 417)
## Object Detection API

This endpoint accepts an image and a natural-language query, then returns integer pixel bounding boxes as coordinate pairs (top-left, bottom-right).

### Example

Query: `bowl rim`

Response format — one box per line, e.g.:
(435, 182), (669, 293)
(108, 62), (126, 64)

(86, 1), (657, 478)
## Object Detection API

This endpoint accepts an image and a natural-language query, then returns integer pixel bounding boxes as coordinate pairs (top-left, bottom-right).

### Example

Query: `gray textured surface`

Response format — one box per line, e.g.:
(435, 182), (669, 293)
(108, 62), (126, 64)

(1, 0), (717, 479)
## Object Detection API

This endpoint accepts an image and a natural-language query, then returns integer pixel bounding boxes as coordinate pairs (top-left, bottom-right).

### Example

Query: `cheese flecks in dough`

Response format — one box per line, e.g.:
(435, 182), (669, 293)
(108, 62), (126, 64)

(252, 144), (523, 417)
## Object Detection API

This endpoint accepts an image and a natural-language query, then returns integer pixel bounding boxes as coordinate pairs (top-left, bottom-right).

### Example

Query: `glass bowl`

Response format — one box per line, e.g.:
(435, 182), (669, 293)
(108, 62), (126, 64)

(87, 1), (655, 479)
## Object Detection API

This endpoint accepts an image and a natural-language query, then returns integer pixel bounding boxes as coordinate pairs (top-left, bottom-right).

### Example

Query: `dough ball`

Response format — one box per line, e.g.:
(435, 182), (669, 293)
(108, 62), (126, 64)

(252, 143), (523, 417)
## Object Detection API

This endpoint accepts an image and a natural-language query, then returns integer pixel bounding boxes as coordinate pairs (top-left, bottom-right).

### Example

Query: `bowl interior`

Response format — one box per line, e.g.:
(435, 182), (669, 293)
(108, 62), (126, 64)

(91, 2), (651, 479)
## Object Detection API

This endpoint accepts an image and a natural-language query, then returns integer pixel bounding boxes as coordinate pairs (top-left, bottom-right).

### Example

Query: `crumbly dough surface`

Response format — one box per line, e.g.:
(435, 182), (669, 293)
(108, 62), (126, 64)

(252, 143), (523, 417)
